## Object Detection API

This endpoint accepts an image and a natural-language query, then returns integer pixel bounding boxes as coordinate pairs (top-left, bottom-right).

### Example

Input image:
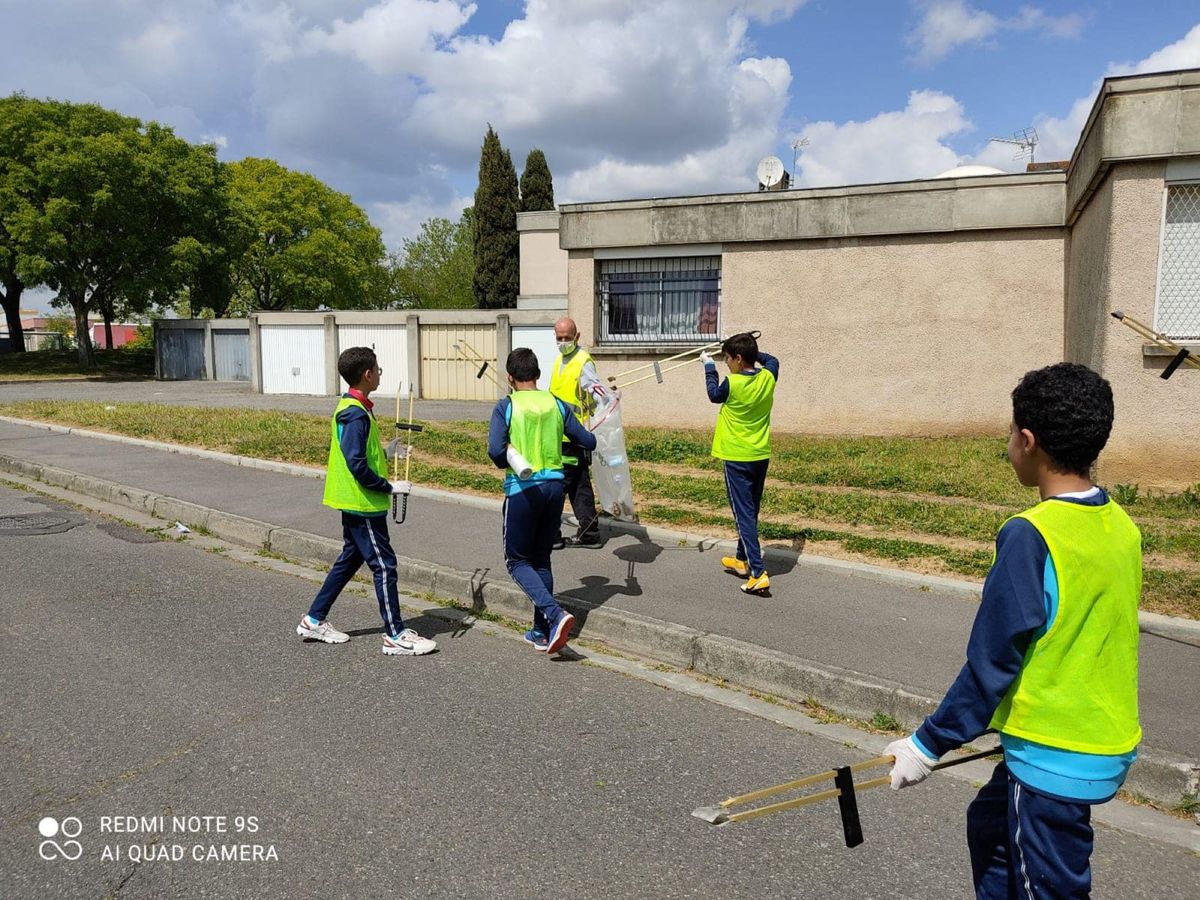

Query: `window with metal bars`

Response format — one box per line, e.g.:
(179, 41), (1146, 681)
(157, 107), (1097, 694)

(596, 256), (720, 344)
(1156, 183), (1200, 341)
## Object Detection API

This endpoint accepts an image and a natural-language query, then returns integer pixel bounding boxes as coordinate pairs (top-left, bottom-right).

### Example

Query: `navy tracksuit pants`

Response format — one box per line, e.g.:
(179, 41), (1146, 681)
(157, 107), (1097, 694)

(308, 512), (406, 638)
(723, 459), (769, 577)
(967, 762), (1094, 899)
(503, 480), (569, 634)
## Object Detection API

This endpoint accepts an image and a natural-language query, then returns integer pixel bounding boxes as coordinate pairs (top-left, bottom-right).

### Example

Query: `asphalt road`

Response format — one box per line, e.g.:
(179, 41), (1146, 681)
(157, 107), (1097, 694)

(1, 484), (1196, 899)
(0, 379), (494, 422)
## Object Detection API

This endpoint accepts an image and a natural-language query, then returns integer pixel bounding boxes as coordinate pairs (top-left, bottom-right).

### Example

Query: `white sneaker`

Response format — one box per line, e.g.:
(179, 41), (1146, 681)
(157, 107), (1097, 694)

(296, 616), (349, 644)
(382, 628), (437, 656)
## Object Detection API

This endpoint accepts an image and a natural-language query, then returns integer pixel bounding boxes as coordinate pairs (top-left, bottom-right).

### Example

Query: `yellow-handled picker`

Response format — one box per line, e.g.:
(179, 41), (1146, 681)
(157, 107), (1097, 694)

(692, 746), (998, 847)
(391, 385), (423, 524)
(607, 330), (761, 390)
(1111, 310), (1199, 380)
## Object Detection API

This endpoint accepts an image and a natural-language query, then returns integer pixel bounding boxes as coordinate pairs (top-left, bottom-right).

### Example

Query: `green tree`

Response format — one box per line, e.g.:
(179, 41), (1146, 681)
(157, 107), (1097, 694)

(0, 93), (62, 353)
(5, 98), (224, 367)
(472, 126), (519, 309)
(394, 207), (474, 309)
(519, 148), (554, 212)
(225, 158), (386, 313)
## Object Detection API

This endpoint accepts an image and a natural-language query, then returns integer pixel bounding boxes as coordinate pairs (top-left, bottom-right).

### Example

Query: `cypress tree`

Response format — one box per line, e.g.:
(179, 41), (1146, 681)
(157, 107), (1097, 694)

(519, 148), (555, 212)
(472, 126), (519, 309)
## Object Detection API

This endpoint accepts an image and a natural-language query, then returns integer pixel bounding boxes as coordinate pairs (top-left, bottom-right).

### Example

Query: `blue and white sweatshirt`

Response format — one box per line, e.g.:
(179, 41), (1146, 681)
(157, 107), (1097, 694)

(486, 394), (596, 496)
(335, 396), (391, 515)
(913, 487), (1137, 802)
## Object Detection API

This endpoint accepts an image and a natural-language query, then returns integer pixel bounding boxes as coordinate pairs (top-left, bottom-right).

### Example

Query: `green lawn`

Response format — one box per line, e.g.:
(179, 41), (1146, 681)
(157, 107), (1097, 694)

(1, 399), (1196, 619)
(0, 347), (155, 381)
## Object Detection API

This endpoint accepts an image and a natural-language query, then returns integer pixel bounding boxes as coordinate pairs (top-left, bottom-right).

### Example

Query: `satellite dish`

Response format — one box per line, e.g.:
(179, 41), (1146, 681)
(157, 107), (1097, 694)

(756, 156), (785, 189)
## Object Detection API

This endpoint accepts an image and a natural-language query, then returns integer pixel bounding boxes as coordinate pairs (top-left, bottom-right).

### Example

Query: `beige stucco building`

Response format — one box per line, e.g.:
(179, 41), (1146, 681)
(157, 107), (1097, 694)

(519, 69), (1200, 488)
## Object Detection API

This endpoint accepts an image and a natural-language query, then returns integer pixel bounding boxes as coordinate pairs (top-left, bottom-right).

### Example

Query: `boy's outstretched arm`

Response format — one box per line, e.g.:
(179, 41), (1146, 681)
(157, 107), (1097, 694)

(486, 399), (511, 469)
(561, 404), (597, 451)
(912, 519), (1050, 758)
(703, 357), (729, 403)
(757, 350), (779, 381)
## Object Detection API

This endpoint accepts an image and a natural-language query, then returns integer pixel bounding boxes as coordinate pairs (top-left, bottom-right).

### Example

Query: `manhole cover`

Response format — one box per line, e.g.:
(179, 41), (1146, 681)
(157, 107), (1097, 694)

(0, 512), (83, 535)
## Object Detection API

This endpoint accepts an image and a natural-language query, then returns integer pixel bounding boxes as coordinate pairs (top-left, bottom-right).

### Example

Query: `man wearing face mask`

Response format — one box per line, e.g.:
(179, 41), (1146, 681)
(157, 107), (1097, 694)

(549, 316), (606, 548)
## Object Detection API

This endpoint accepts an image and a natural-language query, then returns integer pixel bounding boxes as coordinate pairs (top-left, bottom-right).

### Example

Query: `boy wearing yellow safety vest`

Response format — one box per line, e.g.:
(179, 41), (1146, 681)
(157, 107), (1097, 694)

(296, 347), (437, 657)
(550, 316), (607, 548)
(701, 332), (779, 596)
(885, 363), (1141, 898)
(488, 348), (597, 654)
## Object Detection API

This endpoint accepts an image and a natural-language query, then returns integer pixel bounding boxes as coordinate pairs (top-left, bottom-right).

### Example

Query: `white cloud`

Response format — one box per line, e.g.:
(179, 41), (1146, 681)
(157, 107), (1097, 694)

(793, 90), (970, 186)
(908, 1), (1084, 65)
(1016, 22), (1200, 164)
(308, 0), (476, 74)
(372, 195), (474, 254)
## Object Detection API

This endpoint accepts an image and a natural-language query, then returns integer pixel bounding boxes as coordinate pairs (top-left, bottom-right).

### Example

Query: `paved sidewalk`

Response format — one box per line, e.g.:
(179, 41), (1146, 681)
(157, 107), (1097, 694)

(2, 419), (1197, 769)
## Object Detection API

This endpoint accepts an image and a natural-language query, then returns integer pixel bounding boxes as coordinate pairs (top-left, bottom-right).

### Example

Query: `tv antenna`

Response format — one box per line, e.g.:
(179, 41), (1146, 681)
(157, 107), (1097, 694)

(988, 127), (1038, 164)
(790, 137), (810, 188)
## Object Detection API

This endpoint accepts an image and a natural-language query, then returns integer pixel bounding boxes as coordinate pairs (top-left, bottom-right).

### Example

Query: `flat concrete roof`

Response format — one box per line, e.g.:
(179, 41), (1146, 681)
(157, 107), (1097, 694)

(556, 67), (1200, 248)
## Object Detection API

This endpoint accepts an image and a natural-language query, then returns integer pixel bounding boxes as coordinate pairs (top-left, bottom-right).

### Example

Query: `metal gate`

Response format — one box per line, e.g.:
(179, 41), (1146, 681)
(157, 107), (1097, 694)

(213, 330), (250, 381)
(260, 325), (326, 395)
(420, 324), (499, 401)
(159, 328), (205, 380)
(337, 324), (408, 395)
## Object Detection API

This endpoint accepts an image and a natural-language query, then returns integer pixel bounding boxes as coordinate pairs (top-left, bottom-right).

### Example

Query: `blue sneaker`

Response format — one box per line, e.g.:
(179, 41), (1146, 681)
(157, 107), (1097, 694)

(546, 612), (576, 655)
(523, 628), (549, 651)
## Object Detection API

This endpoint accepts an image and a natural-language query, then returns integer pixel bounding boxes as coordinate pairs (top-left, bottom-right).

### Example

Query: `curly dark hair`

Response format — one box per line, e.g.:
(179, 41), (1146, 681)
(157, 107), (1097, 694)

(337, 346), (377, 386)
(721, 332), (759, 364)
(1011, 362), (1113, 477)
(506, 347), (541, 382)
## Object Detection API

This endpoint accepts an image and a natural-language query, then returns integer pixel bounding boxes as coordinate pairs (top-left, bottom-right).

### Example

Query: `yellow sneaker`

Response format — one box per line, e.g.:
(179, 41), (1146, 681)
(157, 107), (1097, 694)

(721, 556), (749, 577)
(740, 572), (770, 595)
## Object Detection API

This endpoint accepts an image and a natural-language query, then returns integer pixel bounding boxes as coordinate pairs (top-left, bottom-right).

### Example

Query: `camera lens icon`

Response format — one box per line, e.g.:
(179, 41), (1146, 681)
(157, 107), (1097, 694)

(38, 816), (83, 861)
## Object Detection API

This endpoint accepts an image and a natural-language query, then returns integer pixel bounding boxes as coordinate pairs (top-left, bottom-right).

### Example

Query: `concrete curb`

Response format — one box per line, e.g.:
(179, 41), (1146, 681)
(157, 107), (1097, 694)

(2, 450), (1196, 810)
(3, 414), (1197, 645)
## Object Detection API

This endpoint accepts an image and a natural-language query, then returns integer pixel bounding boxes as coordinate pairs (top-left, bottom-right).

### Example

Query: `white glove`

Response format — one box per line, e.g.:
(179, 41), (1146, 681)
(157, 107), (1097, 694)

(885, 736), (937, 790)
(699, 350), (714, 366)
(384, 438), (410, 461)
(389, 480), (412, 495)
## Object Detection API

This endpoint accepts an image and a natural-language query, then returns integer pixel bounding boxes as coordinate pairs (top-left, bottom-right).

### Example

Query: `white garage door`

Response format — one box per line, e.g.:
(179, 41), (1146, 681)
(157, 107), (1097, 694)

(260, 325), (327, 395)
(337, 324), (408, 396)
(511, 325), (559, 391)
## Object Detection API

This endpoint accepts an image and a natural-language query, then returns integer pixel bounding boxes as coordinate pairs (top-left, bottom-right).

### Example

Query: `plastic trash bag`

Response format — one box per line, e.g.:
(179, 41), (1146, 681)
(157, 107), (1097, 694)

(588, 392), (637, 521)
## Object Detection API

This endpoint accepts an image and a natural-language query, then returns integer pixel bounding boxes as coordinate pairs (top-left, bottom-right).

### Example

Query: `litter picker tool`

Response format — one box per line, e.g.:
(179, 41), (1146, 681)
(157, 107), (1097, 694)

(1111, 310), (1199, 380)
(608, 330), (761, 390)
(453, 340), (503, 390)
(391, 385), (423, 524)
(692, 746), (999, 846)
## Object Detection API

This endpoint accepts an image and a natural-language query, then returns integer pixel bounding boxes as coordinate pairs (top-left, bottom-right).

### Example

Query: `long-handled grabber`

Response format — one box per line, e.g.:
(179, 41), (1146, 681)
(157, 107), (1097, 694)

(1111, 310), (1200, 380)
(391, 385), (423, 524)
(692, 746), (999, 846)
(607, 330), (761, 390)
(453, 339), (503, 390)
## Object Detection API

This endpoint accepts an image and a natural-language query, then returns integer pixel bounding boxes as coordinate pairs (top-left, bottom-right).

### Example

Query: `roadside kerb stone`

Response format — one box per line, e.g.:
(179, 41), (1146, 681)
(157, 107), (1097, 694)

(0, 449), (1195, 809)
(693, 634), (939, 727)
(151, 496), (213, 532)
(206, 510), (273, 550)
(1121, 749), (1200, 811)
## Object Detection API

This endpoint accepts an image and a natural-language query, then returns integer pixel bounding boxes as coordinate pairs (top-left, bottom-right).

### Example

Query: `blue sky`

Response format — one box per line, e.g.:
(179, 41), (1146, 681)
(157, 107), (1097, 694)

(3, 0), (1199, 277)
